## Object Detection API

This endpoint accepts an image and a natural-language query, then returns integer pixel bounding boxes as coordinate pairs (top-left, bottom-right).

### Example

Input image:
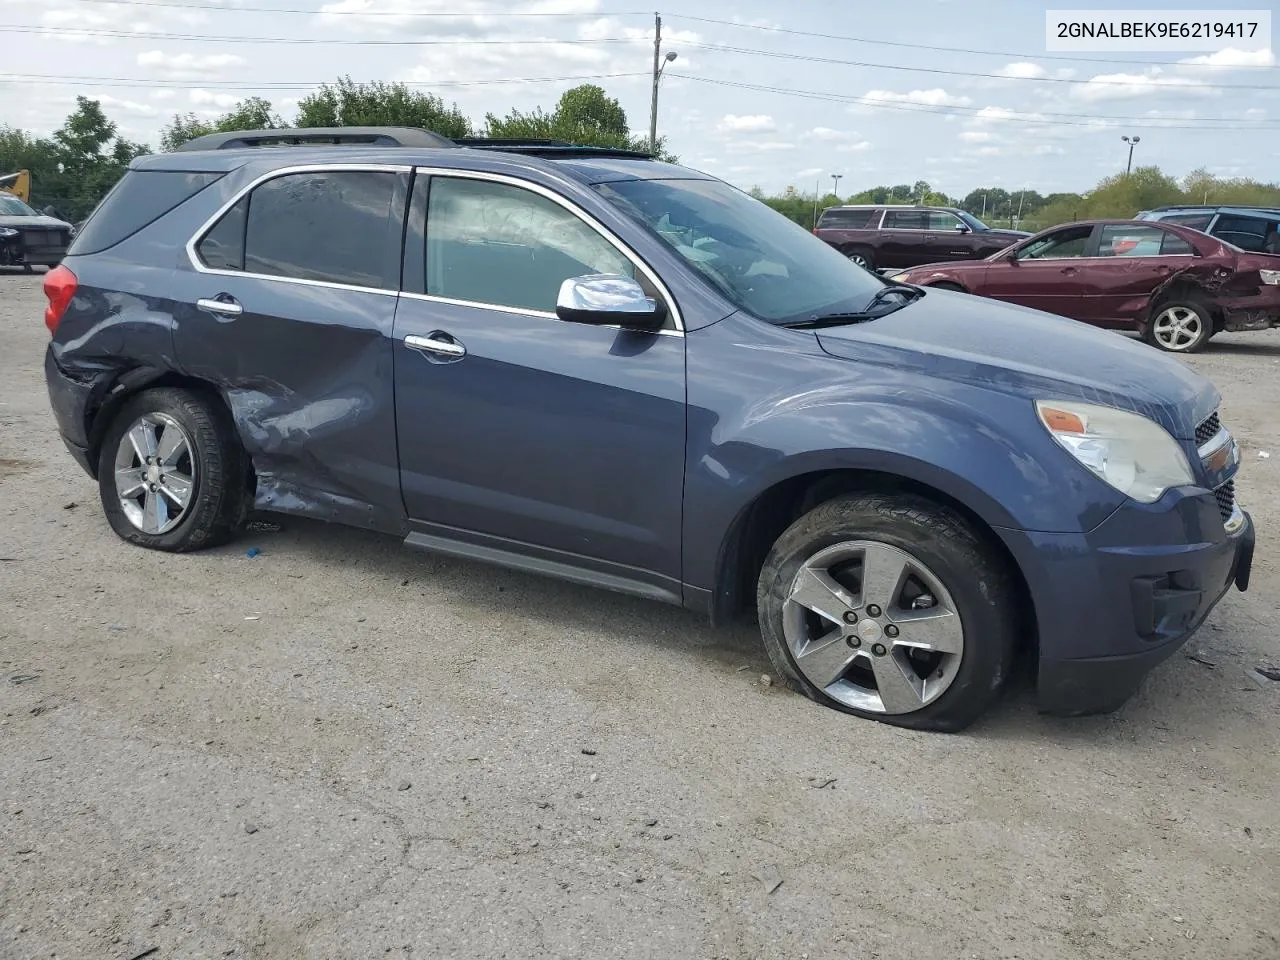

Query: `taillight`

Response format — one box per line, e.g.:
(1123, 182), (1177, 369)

(43, 264), (77, 334)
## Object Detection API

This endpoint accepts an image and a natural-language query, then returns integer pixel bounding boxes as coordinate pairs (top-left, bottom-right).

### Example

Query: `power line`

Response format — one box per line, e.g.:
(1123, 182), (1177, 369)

(0, 71), (648, 90)
(62, 0), (649, 14)
(0, 24), (641, 44)
(668, 73), (1280, 131)
(680, 41), (1280, 92)
(667, 14), (1280, 70)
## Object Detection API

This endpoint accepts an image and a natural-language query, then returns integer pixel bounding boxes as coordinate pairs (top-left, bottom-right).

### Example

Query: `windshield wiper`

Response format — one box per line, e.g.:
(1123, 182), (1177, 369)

(779, 283), (924, 329)
(862, 283), (923, 312)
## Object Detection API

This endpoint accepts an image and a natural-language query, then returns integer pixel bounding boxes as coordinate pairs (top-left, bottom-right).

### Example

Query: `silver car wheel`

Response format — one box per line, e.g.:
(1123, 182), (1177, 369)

(1152, 305), (1203, 351)
(781, 540), (965, 714)
(847, 252), (870, 268)
(113, 412), (196, 535)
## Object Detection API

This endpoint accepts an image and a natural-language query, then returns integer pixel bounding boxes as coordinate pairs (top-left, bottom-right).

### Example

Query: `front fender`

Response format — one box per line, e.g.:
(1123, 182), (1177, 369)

(682, 314), (1125, 591)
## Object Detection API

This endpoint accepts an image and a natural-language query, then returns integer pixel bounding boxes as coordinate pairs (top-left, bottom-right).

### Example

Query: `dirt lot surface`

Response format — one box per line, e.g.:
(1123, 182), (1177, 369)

(2, 269), (1278, 959)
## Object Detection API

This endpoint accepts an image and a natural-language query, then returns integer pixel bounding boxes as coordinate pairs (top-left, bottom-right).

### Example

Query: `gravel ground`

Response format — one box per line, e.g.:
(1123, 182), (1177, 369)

(2, 269), (1278, 960)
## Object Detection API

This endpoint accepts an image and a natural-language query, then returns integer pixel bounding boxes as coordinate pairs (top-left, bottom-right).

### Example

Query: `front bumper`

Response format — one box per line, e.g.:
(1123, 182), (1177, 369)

(1, 235), (68, 267)
(998, 491), (1255, 716)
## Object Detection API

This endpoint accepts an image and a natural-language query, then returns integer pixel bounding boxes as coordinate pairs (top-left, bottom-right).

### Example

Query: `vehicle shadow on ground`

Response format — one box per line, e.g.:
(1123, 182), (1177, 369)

(223, 512), (1242, 746)
(0, 267), (46, 276)
(1203, 340), (1280, 357)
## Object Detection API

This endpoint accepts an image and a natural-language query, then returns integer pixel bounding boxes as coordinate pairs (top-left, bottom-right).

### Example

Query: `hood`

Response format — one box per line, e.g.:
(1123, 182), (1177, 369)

(815, 288), (1217, 441)
(981, 228), (1031, 240)
(0, 214), (72, 230)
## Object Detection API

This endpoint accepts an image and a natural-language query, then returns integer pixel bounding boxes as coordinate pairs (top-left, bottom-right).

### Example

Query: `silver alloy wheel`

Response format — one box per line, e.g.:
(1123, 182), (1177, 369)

(1151, 305), (1203, 351)
(113, 412), (196, 535)
(847, 252), (870, 268)
(782, 540), (965, 714)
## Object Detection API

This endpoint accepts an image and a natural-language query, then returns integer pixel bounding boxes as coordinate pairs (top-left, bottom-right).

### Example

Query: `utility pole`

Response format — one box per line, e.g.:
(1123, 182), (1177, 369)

(813, 175), (822, 229)
(830, 173), (843, 199)
(649, 13), (662, 152)
(980, 193), (987, 218)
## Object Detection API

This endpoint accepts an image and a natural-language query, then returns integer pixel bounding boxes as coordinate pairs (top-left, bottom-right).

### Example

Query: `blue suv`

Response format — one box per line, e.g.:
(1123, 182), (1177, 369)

(42, 127), (1254, 731)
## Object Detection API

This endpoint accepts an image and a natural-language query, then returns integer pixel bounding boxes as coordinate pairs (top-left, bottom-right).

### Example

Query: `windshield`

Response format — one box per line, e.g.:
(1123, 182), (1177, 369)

(0, 194), (37, 216)
(594, 178), (883, 324)
(959, 210), (990, 231)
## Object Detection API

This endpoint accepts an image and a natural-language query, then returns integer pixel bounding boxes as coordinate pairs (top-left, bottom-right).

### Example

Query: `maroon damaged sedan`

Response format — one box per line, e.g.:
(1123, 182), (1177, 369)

(889, 219), (1280, 352)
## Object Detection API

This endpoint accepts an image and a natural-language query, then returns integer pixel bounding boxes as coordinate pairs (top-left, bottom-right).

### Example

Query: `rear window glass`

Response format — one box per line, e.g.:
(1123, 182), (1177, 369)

(819, 208), (876, 228)
(1098, 225), (1189, 257)
(70, 170), (224, 255)
(1163, 214), (1213, 231)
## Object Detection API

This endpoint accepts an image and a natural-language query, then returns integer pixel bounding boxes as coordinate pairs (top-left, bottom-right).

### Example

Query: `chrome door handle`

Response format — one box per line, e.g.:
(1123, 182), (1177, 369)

(405, 333), (465, 358)
(197, 297), (242, 317)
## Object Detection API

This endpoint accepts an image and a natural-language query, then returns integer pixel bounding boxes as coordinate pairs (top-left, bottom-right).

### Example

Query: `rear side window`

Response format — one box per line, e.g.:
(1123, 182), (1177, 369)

(819, 208), (876, 228)
(72, 170), (224, 255)
(1098, 225), (1185, 257)
(883, 209), (927, 230)
(195, 170), (399, 288)
(1212, 215), (1277, 252)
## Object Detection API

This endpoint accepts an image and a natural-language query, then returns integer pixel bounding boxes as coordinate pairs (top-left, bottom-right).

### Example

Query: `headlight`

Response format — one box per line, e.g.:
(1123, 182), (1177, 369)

(0, 227), (17, 238)
(1036, 400), (1194, 503)
(888, 272), (910, 281)
(1260, 268), (1280, 285)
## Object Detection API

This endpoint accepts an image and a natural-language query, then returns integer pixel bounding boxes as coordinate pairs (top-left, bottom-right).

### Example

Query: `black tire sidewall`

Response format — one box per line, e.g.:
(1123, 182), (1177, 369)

(757, 494), (1017, 732)
(97, 388), (245, 552)
(845, 247), (875, 270)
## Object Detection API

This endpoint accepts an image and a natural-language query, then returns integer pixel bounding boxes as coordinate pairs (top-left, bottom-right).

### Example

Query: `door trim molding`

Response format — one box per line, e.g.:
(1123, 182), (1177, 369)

(404, 523), (684, 607)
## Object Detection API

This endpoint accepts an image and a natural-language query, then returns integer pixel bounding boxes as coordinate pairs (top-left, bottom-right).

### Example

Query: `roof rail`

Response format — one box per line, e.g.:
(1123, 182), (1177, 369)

(456, 137), (654, 159)
(1152, 203), (1280, 213)
(173, 126), (458, 152)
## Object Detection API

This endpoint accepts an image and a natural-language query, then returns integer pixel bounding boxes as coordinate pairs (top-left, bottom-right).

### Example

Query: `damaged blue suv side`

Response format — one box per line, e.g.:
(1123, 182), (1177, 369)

(43, 127), (1254, 731)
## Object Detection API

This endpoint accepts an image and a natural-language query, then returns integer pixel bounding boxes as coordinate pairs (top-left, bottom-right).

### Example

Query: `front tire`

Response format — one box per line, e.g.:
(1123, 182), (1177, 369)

(97, 388), (250, 552)
(756, 493), (1019, 732)
(1145, 300), (1211, 353)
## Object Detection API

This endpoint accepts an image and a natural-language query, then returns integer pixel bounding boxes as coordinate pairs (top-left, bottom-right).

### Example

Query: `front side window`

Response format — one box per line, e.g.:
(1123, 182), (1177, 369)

(1018, 225), (1092, 260)
(926, 211), (965, 231)
(426, 176), (633, 313)
(883, 209), (927, 230)
(595, 177), (883, 325)
(196, 169), (398, 288)
(1099, 224), (1192, 257)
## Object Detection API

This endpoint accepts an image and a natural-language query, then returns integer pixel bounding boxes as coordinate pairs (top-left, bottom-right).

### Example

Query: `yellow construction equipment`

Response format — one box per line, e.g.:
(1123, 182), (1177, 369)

(0, 170), (31, 203)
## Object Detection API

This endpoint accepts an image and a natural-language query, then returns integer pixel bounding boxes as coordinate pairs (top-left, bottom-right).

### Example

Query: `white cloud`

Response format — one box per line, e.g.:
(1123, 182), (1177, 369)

(795, 166), (823, 178)
(1072, 69), (1210, 102)
(862, 88), (971, 108)
(95, 94), (158, 117)
(836, 140), (871, 153)
(1180, 47), (1275, 70)
(998, 62), (1047, 79)
(189, 89), (240, 109)
(973, 145), (1003, 156)
(137, 50), (246, 78)
(719, 114), (776, 133)
(969, 105), (1046, 125)
(808, 126), (851, 141)
(959, 130), (993, 143)
(754, 140), (796, 151)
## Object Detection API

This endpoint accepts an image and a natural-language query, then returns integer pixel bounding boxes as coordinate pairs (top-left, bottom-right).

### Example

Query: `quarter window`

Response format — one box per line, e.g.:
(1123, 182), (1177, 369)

(818, 208), (877, 228)
(426, 176), (633, 313)
(196, 169), (399, 288)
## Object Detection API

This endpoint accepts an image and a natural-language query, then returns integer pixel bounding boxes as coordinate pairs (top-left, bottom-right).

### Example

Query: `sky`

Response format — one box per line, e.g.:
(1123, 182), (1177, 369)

(1, 0), (1278, 198)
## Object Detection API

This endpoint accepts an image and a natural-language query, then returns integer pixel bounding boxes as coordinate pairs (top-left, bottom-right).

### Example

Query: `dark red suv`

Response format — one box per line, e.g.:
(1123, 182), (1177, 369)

(814, 205), (1029, 271)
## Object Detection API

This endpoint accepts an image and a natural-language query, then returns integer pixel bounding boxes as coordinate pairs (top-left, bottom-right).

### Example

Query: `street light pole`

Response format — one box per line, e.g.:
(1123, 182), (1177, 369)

(648, 15), (678, 153)
(830, 173), (843, 199)
(1121, 135), (1141, 175)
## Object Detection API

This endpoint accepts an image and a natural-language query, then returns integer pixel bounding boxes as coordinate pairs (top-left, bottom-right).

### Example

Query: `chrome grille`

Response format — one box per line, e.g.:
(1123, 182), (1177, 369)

(1214, 479), (1235, 523)
(1195, 412), (1221, 447)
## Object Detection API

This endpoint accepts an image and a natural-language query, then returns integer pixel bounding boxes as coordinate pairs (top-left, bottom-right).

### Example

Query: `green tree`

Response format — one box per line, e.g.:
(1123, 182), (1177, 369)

(484, 83), (676, 160)
(159, 97), (284, 152)
(35, 98), (148, 220)
(295, 77), (471, 137)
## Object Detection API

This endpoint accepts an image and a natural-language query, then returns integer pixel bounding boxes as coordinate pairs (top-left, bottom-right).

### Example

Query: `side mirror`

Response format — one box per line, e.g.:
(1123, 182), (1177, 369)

(556, 275), (666, 331)
(954, 222), (970, 233)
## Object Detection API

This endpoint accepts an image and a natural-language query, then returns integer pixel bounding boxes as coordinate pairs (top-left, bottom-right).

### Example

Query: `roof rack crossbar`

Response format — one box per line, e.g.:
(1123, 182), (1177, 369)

(174, 126), (458, 152)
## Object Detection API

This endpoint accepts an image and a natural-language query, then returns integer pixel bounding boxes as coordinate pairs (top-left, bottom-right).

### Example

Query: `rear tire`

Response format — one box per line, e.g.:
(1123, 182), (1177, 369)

(97, 387), (250, 552)
(1144, 299), (1211, 353)
(22, 264), (33, 274)
(756, 493), (1019, 732)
